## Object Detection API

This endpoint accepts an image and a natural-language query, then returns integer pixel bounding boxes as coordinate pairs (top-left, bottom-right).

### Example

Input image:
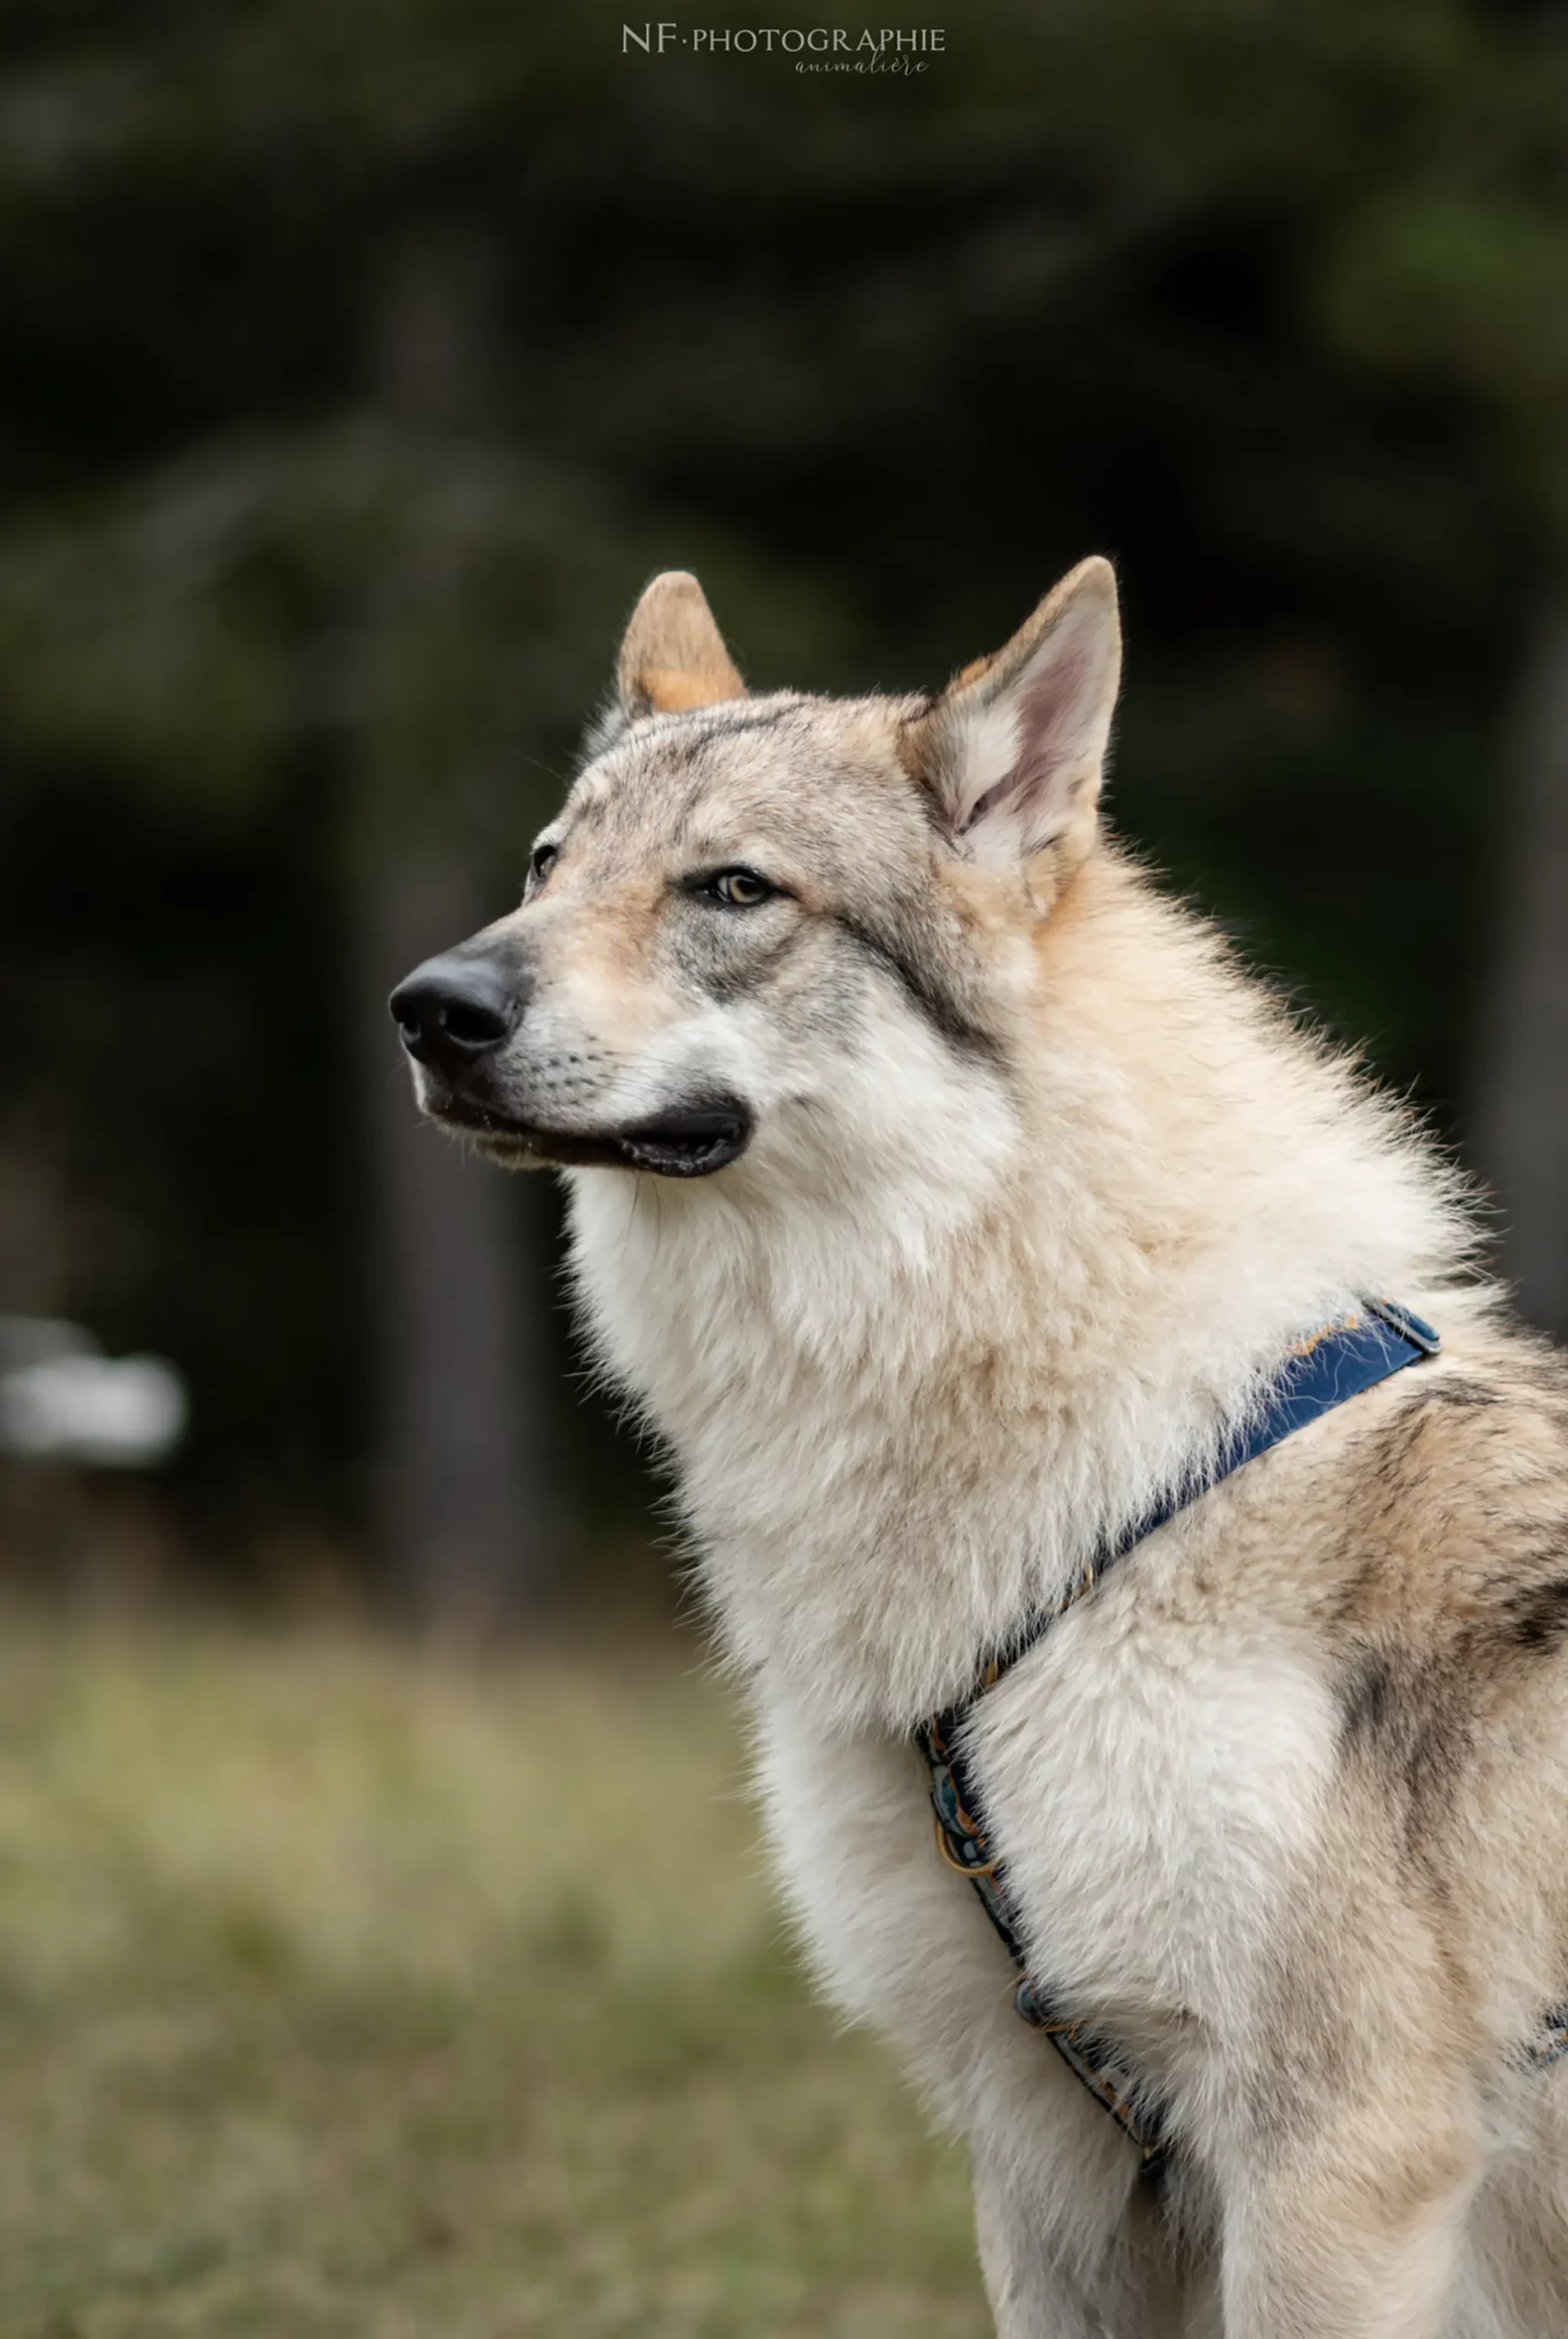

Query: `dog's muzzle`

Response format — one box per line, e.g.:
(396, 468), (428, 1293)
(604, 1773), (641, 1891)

(387, 947), (753, 1178)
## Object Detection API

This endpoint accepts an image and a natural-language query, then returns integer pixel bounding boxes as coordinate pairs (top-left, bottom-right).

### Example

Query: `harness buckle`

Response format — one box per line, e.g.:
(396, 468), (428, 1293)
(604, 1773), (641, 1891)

(933, 1814), (1001, 1878)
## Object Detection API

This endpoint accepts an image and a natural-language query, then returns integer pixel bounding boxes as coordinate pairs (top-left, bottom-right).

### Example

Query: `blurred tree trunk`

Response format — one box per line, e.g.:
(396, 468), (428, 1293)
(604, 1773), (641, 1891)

(1472, 582), (1568, 1339)
(356, 852), (554, 1632)
(355, 220), (556, 1631)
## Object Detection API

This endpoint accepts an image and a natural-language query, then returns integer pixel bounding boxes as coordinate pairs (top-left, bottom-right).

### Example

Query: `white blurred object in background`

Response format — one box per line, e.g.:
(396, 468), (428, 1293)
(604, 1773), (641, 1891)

(0, 1318), (186, 1468)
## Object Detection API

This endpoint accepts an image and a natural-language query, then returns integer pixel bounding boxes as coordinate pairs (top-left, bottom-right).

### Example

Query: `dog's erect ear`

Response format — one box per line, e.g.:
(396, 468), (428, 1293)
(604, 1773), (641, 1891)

(616, 571), (747, 719)
(908, 557), (1120, 873)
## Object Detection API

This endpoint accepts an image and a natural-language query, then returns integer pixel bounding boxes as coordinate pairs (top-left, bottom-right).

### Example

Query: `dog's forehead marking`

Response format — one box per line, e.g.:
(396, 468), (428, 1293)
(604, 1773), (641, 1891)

(567, 693), (926, 862)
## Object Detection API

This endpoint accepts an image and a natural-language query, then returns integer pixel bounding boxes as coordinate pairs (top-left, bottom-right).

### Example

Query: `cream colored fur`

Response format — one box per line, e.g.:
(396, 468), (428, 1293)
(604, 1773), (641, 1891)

(400, 561), (1568, 2336)
(568, 854), (1514, 2337)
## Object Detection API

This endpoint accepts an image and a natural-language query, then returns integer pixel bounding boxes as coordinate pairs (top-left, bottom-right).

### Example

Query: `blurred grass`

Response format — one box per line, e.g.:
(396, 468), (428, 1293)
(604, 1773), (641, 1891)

(0, 1618), (986, 2337)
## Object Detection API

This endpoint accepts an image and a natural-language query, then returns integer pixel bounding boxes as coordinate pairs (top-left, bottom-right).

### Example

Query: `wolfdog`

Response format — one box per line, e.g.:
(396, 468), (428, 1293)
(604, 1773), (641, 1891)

(392, 560), (1568, 2336)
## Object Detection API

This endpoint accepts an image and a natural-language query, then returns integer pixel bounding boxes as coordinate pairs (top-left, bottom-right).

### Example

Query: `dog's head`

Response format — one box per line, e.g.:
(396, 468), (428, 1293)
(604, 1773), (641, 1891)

(391, 558), (1120, 1189)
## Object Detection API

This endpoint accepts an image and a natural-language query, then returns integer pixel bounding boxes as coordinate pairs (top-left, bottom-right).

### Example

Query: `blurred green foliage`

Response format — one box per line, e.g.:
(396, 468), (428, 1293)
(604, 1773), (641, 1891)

(0, 0), (1563, 1538)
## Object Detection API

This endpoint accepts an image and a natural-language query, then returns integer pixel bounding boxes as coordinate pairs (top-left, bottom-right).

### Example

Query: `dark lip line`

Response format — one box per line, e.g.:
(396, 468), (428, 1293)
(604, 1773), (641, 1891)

(429, 1098), (753, 1179)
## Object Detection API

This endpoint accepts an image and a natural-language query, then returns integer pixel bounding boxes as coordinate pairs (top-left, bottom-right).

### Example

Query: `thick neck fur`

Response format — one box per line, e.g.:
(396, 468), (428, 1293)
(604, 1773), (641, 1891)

(567, 849), (1477, 1733)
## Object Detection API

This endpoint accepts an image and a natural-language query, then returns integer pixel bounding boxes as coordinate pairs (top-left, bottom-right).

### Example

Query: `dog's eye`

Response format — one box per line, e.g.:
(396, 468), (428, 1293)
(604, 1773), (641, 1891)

(528, 841), (559, 890)
(707, 868), (775, 908)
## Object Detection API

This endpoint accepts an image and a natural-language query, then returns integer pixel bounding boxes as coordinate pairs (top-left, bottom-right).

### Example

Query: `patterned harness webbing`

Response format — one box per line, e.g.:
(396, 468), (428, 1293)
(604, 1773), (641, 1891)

(914, 1299), (1445, 2181)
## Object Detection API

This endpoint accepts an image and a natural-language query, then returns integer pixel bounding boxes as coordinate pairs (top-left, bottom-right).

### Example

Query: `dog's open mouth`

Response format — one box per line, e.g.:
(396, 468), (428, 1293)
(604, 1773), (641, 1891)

(436, 1098), (753, 1179)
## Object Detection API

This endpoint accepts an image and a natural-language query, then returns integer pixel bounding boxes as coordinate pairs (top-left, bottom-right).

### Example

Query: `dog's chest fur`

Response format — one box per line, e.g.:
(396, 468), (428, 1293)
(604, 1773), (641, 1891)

(568, 1152), (1351, 2143)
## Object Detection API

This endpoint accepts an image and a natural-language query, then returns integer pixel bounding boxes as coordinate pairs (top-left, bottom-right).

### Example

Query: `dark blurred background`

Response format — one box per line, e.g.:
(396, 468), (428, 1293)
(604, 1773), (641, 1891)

(3, 0), (1566, 1630)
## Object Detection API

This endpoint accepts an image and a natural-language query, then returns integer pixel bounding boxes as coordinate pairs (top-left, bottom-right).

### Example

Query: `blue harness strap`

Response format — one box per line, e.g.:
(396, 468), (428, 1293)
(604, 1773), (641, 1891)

(914, 1297), (1441, 2178)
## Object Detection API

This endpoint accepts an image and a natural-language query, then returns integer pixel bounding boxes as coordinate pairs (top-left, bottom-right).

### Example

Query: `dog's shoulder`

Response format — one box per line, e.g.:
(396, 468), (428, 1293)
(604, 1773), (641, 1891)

(1330, 1319), (1568, 1638)
(1306, 1321), (1568, 1861)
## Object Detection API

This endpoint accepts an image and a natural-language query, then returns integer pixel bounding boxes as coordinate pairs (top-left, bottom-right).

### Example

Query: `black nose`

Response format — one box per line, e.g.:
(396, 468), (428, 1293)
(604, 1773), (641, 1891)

(388, 951), (521, 1074)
